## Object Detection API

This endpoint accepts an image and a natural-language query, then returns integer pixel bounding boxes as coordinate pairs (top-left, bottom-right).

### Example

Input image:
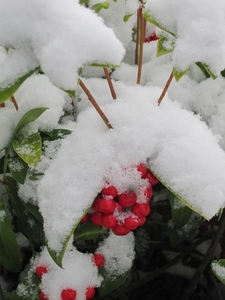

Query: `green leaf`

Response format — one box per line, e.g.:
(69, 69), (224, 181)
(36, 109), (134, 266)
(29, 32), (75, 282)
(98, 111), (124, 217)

(123, 13), (135, 22)
(13, 132), (42, 167)
(157, 36), (175, 57)
(173, 67), (189, 81)
(195, 62), (217, 80)
(0, 67), (40, 105)
(74, 221), (102, 240)
(8, 154), (28, 184)
(98, 269), (130, 297)
(169, 192), (192, 230)
(167, 211), (203, 246)
(10, 272), (40, 300)
(143, 10), (176, 37)
(211, 259), (225, 285)
(4, 108), (48, 177)
(5, 176), (26, 218)
(41, 129), (72, 142)
(63, 89), (76, 98)
(22, 202), (43, 224)
(0, 196), (22, 272)
(88, 63), (121, 68)
(92, 1), (109, 13)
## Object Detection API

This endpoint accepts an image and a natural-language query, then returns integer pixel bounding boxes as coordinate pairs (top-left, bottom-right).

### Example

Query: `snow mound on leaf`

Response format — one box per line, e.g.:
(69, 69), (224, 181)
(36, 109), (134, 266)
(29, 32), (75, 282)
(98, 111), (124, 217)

(0, 0), (124, 91)
(37, 80), (225, 253)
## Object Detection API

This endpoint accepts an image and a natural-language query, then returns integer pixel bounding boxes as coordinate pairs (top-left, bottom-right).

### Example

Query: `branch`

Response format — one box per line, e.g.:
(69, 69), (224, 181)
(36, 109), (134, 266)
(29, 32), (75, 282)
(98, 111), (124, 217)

(79, 79), (113, 129)
(157, 71), (174, 105)
(103, 68), (117, 100)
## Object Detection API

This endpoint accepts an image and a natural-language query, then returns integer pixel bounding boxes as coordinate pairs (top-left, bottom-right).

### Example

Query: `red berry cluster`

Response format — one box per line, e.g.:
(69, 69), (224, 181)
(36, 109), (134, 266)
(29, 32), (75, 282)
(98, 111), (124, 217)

(144, 33), (159, 43)
(36, 265), (96, 300)
(81, 164), (158, 236)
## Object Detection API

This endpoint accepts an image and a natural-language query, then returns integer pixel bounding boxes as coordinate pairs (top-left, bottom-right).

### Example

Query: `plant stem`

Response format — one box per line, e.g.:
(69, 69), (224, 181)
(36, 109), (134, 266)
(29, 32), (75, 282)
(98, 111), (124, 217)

(136, 7), (145, 84)
(10, 95), (19, 110)
(79, 79), (113, 129)
(103, 68), (117, 100)
(135, 8), (140, 65)
(180, 211), (225, 300)
(0, 103), (5, 108)
(157, 71), (174, 105)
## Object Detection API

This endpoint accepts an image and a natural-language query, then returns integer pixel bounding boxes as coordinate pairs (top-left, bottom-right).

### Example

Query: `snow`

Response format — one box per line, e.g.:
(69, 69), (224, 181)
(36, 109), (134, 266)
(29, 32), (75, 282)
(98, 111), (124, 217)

(0, 0), (125, 91)
(1, 0), (225, 298)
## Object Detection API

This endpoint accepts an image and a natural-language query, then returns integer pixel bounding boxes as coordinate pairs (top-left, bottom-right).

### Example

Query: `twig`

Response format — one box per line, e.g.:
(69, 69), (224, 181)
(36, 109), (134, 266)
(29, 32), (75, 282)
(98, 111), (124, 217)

(157, 71), (174, 105)
(103, 68), (117, 100)
(0, 103), (5, 108)
(79, 79), (113, 129)
(180, 211), (225, 300)
(136, 8), (145, 84)
(10, 95), (19, 110)
(135, 8), (140, 65)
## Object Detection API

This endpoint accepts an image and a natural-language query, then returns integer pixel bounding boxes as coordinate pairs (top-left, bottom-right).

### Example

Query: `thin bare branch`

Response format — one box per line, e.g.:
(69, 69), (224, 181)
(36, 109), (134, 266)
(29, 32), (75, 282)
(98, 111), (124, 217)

(103, 68), (117, 100)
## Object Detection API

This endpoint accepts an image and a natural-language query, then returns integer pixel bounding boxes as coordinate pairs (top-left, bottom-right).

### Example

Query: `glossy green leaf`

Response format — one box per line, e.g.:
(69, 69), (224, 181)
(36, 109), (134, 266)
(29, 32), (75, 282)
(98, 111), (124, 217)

(13, 132), (42, 167)
(74, 221), (102, 240)
(63, 89), (76, 98)
(22, 202), (43, 224)
(0, 67), (40, 105)
(157, 36), (175, 57)
(173, 67), (189, 81)
(211, 259), (225, 285)
(167, 211), (203, 246)
(79, 0), (89, 6)
(142, 10), (176, 37)
(195, 62), (217, 80)
(4, 107), (48, 177)
(10, 272), (40, 300)
(98, 269), (130, 297)
(5, 176), (26, 218)
(0, 196), (22, 272)
(169, 192), (192, 230)
(8, 154), (28, 184)
(92, 1), (109, 13)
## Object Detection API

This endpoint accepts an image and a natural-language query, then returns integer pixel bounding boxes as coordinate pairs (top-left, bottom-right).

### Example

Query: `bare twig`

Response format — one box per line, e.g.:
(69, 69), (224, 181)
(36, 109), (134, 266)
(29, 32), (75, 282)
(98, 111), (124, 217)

(136, 8), (145, 84)
(10, 95), (19, 110)
(79, 79), (112, 129)
(0, 103), (5, 108)
(103, 68), (117, 100)
(135, 8), (140, 65)
(157, 71), (174, 105)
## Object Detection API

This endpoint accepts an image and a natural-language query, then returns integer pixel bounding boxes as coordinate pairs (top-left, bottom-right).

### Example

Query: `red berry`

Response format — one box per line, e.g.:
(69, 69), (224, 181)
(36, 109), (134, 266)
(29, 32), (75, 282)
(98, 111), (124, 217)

(220, 251), (225, 259)
(101, 184), (118, 198)
(40, 291), (48, 300)
(144, 186), (153, 202)
(143, 171), (158, 186)
(118, 192), (137, 207)
(112, 224), (130, 236)
(132, 203), (150, 218)
(136, 164), (147, 178)
(150, 33), (159, 41)
(144, 37), (151, 43)
(85, 287), (95, 299)
(138, 217), (146, 226)
(123, 216), (139, 230)
(115, 203), (123, 212)
(61, 289), (77, 300)
(35, 265), (48, 279)
(93, 253), (105, 267)
(101, 213), (118, 229)
(80, 213), (89, 223)
(90, 212), (102, 226)
(97, 197), (117, 214)
(92, 196), (102, 211)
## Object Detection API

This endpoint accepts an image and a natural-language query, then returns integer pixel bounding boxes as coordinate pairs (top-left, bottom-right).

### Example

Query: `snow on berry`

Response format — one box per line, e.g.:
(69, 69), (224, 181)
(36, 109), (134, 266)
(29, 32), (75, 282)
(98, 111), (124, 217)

(96, 231), (135, 277)
(35, 265), (48, 279)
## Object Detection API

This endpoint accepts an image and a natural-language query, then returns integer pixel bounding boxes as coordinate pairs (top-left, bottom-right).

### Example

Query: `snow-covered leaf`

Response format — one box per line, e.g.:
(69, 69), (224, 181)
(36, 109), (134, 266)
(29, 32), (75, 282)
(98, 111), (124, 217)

(74, 221), (102, 240)
(157, 36), (174, 57)
(13, 132), (42, 167)
(92, 1), (109, 13)
(8, 155), (28, 185)
(211, 259), (225, 285)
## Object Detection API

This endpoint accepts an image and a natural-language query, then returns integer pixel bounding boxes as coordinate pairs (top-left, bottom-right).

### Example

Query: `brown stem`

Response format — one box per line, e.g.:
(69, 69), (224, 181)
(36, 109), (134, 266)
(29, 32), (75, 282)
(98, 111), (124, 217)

(79, 79), (113, 129)
(135, 8), (141, 65)
(103, 68), (117, 100)
(157, 71), (174, 106)
(180, 211), (225, 300)
(10, 95), (19, 110)
(0, 103), (5, 108)
(136, 8), (145, 84)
